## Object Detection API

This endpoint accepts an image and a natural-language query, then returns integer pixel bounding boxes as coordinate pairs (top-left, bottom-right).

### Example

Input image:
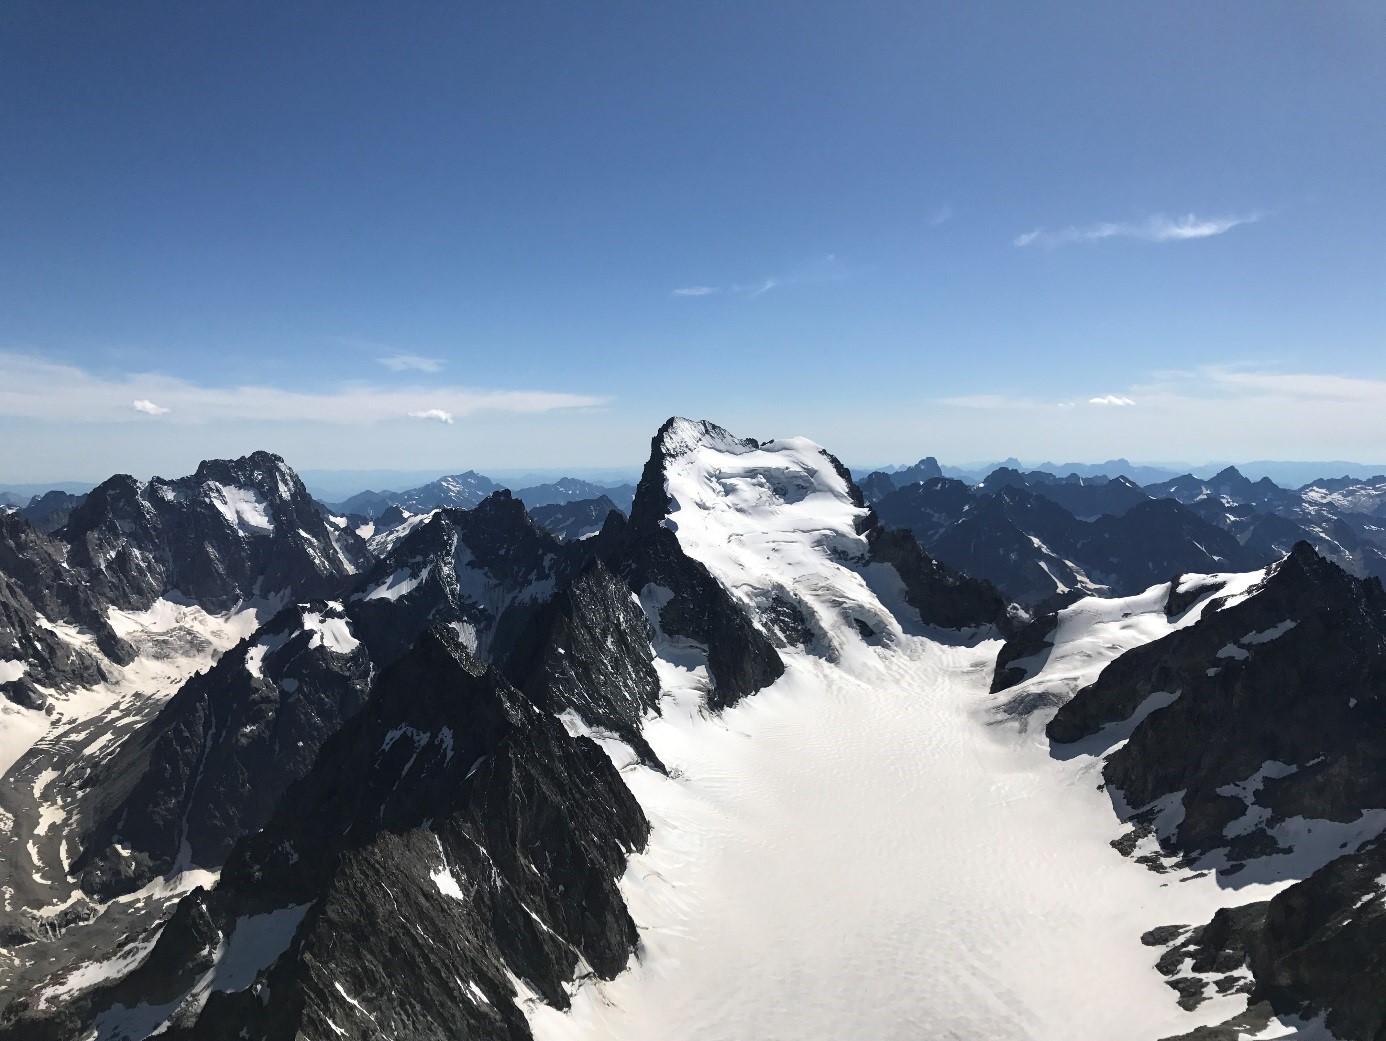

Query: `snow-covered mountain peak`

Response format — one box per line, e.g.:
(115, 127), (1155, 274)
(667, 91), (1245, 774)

(655, 416), (761, 460)
(650, 418), (900, 657)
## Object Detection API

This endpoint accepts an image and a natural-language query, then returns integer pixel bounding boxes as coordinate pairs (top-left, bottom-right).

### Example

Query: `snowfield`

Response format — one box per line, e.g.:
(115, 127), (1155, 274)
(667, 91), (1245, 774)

(995, 567), (1270, 717)
(1, 596), (273, 777)
(530, 637), (1305, 1041)
(526, 421), (1312, 1041)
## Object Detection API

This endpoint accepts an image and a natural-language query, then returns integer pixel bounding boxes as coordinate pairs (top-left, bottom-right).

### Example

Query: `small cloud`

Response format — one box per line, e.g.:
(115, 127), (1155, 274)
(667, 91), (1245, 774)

(1089, 395), (1136, 406)
(928, 206), (953, 227)
(408, 409), (454, 424)
(673, 286), (719, 297)
(742, 277), (778, 297)
(1014, 213), (1260, 248)
(378, 353), (444, 373)
(132, 398), (170, 415)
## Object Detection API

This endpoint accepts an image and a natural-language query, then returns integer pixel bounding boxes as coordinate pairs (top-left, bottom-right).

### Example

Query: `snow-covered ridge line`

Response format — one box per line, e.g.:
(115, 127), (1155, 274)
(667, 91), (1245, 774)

(992, 563), (1273, 723)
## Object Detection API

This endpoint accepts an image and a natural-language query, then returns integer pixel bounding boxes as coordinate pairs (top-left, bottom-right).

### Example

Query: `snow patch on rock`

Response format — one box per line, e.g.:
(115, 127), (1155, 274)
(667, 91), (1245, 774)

(205, 483), (275, 536)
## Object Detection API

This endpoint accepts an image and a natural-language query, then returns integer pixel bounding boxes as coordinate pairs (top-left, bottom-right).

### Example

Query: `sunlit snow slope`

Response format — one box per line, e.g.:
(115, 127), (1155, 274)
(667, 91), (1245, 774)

(657, 418), (899, 655)
(528, 420), (1306, 1041)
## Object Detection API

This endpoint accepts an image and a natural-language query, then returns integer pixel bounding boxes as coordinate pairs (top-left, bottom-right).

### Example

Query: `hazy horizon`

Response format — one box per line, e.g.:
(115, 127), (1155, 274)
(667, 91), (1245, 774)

(7, 438), (1386, 501)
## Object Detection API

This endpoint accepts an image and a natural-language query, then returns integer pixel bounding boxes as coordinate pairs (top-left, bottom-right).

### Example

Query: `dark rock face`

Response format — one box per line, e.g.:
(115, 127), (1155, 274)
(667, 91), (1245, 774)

(1242, 842), (1386, 1040)
(1143, 901), (1263, 1017)
(34, 430), (807, 1022)
(69, 602), (374, 899)
(528, 495), (621, 541)
(0, 629), (648, 1041)
(0, 514), (128, 659)
(349, 491), (571, 666)
(1051, 543), (1386, 876)
(1077, 499), (1259, 591)
(62, 451), (361, 613)
(503, 559), (663, 766)
(362, 500), (414, 542)
(0, 514), (130, 704)
(865, 527), (1011, 633)
(1156, 841), (1386, 1041)
(932, 489), (1091, 604)
(990, 610), (1059, 693)
(1164, 574), (1226, 618)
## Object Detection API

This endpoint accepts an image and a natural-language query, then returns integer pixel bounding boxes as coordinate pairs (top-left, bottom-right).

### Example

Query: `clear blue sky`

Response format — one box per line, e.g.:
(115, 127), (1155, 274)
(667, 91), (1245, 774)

(2, 2), (1384, 480)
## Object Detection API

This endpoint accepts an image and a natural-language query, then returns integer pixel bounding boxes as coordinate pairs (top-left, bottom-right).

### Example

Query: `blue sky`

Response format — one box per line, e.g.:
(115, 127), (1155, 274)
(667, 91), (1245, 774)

(2, 2), (1385, 480)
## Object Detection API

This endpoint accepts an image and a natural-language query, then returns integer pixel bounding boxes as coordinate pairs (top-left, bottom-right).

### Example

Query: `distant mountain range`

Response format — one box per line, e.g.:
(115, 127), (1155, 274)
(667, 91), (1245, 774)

(860, 461), (1386, 607)
(859, 457), (1386, 488)
(322, 473), (638, 519)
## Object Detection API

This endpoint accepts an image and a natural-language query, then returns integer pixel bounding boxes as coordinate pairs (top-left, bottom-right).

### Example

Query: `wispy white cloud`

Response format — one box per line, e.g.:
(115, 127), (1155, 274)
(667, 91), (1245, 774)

(672, 278), (778, 298)
(0, 351), (605, 425)
(377, 353), (444, 373)
(1014, 213), (1260, 248)
(1089, 395), (1136, 406)
(408, 408), (454, 424)
(672, 254), (844, 299)
(928, 206), (953, 227)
